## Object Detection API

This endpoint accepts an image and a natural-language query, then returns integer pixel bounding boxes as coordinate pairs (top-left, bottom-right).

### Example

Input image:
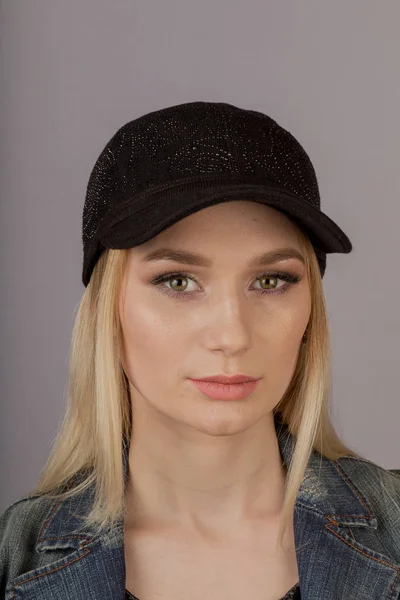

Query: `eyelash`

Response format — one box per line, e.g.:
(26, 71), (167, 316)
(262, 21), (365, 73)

(150, 270), (302, 299)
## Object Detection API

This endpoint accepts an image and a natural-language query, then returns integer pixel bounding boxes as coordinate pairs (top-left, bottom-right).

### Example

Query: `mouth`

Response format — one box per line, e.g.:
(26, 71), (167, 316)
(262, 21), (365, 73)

(190, 374), (260, 384)
(189, 378), (261, 400)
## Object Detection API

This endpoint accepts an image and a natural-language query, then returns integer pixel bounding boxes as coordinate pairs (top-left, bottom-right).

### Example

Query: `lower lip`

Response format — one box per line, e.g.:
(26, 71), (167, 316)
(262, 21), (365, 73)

(189, 379), (260, 400)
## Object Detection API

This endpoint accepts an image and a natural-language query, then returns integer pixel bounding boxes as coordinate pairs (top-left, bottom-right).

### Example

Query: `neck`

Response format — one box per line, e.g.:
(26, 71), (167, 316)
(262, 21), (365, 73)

(124, 399), (287, 539)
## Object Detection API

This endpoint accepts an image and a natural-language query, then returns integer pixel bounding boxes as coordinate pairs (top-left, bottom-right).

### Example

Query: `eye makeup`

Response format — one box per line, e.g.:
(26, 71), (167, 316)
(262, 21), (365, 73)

(149, 269), (302, 300)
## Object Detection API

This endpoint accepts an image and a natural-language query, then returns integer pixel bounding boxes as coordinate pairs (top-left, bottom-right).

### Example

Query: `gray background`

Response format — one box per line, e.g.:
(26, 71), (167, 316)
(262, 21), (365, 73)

(1, 1), (399, 513)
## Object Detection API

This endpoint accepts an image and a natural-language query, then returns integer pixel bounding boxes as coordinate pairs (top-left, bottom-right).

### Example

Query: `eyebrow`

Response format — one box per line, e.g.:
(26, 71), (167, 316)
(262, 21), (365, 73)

(142, 247), (305, 267)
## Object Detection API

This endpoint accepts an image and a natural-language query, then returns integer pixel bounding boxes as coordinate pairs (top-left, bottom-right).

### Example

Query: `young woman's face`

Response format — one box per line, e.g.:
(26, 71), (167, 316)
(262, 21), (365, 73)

(119, 200), (311, 436)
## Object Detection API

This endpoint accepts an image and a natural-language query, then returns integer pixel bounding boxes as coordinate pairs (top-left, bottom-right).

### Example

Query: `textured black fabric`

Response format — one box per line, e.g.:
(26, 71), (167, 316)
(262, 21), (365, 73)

(82, 101), (352, 287)
(125, 581), (301, 599)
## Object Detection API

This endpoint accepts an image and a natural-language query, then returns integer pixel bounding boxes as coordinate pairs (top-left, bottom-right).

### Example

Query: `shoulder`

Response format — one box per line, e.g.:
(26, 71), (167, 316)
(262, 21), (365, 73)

(0, 491), (54, 545)
(335, 454), (400, 496)
(0, 492), (57, 594)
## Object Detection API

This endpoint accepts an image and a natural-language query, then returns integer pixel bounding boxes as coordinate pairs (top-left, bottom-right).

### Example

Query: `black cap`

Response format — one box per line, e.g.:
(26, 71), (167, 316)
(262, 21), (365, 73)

(82, 101), (352, 287)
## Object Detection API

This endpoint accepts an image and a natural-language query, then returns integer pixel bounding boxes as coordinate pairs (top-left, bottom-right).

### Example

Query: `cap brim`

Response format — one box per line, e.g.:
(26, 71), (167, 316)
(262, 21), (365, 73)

(98, 182), (352, 255)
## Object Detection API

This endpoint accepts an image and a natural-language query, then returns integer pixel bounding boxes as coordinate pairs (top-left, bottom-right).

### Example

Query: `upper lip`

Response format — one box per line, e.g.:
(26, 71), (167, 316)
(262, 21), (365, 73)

(190, 374), (260, 384)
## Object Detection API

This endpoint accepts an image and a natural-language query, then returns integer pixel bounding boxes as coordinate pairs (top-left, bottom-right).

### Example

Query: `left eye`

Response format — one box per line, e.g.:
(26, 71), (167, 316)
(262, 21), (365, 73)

(256, 275), (287, 290)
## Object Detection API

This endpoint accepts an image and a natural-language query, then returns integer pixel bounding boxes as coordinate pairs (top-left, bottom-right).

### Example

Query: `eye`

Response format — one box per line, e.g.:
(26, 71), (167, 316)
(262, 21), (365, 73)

(150, 270), (302, 298)
(255, 275), (288, 292)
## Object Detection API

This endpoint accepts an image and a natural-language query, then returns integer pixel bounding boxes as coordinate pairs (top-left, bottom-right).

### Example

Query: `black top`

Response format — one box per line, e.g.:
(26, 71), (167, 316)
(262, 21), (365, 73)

(125, 581), (301, 599)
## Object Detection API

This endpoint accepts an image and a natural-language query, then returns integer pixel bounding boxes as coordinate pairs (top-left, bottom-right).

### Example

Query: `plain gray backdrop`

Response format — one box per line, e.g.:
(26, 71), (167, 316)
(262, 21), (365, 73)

(1, 1), (399, 513)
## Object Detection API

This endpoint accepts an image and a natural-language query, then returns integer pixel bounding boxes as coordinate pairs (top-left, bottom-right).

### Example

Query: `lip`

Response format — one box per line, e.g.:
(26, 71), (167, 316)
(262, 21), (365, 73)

(190, 374), (260, 384)
(189, 378), (260, 400)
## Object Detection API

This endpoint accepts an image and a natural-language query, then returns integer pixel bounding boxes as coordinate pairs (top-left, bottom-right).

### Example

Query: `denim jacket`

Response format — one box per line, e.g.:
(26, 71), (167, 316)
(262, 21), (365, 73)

(1, 417), (400, 600)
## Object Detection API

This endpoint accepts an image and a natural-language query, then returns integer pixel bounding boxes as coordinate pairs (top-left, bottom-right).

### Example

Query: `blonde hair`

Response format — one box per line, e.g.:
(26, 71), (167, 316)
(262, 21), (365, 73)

(30, 221), (361, 554)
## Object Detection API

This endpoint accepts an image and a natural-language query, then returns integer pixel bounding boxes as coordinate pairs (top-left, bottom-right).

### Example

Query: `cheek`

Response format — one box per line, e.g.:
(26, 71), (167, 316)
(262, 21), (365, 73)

(120, 299), (186, 378)
(255, 306), (309, 389)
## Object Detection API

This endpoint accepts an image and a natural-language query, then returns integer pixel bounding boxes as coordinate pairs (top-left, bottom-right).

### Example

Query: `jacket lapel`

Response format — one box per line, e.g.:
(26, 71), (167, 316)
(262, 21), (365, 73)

(282, 430), (400, 599)
(14, 417), (400, 600)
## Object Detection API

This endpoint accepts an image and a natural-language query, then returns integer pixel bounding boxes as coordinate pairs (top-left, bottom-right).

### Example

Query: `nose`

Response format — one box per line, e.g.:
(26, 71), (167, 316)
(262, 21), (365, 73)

(203, 294), (254, 355)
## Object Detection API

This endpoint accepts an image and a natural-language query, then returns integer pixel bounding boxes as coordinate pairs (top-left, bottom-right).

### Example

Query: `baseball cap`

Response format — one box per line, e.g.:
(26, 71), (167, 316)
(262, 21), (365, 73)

(82, 101), (352, 287)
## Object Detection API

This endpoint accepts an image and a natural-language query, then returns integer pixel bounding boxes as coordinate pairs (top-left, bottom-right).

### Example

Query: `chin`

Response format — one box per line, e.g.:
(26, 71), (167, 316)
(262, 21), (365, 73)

(182, 403), (266, 437)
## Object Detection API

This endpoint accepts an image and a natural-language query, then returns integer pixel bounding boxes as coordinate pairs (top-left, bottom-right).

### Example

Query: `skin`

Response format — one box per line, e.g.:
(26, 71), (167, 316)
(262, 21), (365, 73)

(119, 200), (311, 544)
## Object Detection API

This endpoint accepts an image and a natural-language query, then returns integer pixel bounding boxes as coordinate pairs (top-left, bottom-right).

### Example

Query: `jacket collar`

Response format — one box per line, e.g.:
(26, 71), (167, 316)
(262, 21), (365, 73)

(27, 416), (398, 600)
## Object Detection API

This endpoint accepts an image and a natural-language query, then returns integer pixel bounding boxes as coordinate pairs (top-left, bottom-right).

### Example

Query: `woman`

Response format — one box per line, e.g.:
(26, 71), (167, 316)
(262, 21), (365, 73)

(1, 101), (399, 600)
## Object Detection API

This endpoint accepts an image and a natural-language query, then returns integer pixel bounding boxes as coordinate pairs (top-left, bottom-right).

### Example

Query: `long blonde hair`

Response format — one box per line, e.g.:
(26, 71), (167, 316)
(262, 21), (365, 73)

(30, 221), (361, 553)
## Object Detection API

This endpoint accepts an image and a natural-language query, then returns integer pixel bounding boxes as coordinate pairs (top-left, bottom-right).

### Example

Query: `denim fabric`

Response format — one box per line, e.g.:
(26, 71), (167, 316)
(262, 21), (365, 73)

(125, 580), (301, 599)
(1, 416), (400, 600)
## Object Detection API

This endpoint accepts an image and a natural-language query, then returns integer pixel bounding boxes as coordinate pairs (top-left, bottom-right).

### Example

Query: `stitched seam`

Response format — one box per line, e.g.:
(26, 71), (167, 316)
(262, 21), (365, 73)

(38, 478), (73, 540)
(12, 477), (93, 597)
(38, 478), (91, 545)
(331, 460), (374, 519)
(11, 549), (91, 599)
(325, 524), (400, 598)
